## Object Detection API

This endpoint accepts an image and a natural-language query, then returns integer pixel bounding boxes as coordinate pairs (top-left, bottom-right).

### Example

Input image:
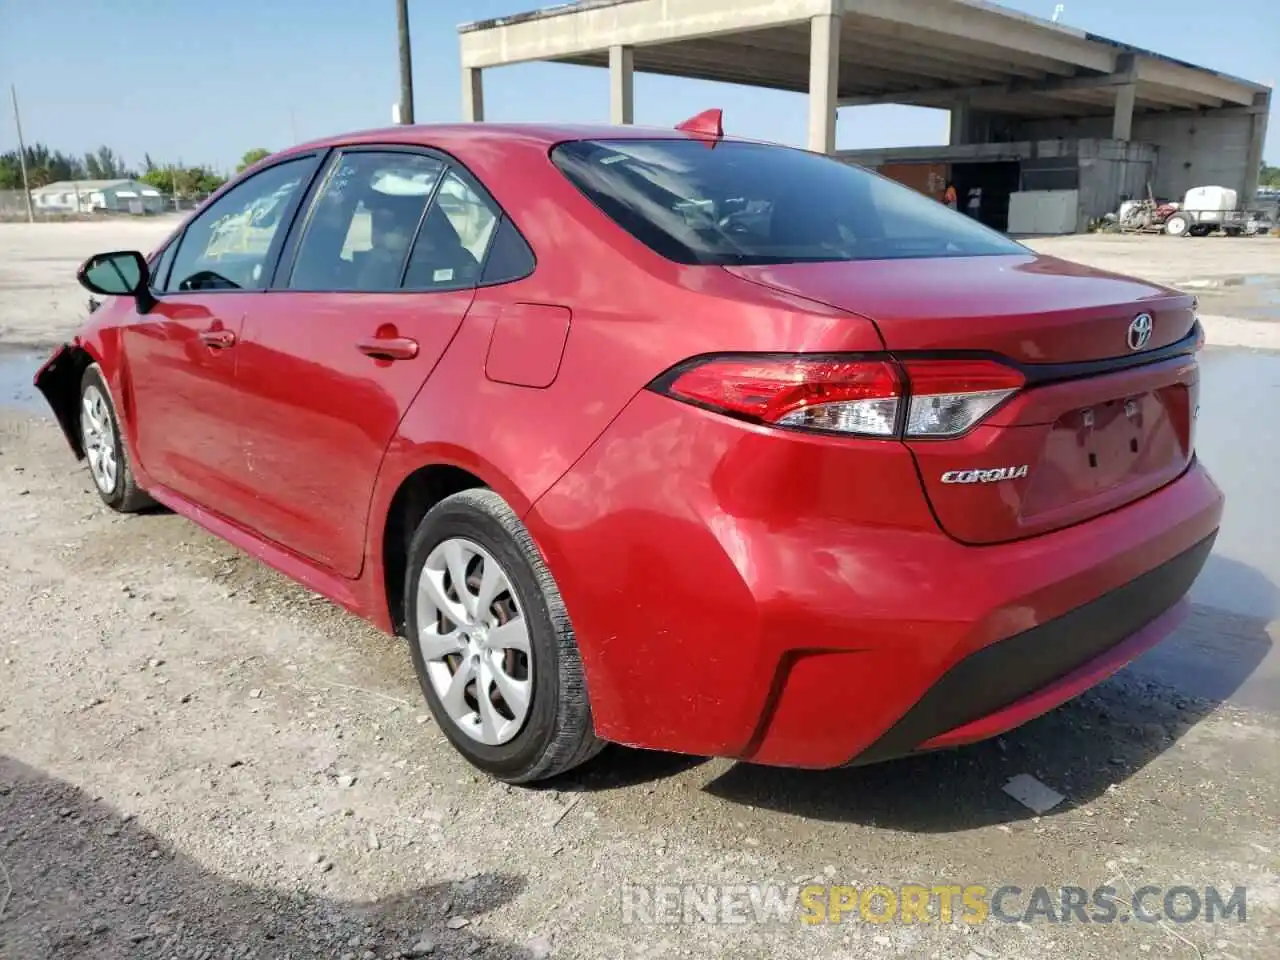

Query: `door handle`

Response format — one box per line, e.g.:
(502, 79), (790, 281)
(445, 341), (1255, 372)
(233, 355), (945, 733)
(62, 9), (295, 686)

(198, 327), (237, 348)
(356, 336), (419, 361)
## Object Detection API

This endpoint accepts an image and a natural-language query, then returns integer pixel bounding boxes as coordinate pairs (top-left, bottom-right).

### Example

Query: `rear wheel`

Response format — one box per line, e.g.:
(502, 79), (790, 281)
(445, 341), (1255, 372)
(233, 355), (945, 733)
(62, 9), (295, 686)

(79, 364), (153, 513)
(1164, 213), (1190, 237)
(1189, 224), (1213, 238)
(404, 489), (602, 783)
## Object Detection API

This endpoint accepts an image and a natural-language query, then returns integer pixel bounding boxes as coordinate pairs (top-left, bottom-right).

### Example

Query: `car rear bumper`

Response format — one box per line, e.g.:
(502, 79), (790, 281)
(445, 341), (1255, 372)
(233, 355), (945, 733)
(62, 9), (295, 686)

(849, 531), (1212, 765)
(527, 391), (1225, 768)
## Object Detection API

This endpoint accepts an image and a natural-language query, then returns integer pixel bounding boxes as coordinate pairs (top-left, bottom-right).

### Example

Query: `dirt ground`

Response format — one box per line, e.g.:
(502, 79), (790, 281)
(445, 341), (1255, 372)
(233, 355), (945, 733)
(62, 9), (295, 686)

(1, 221), (1278, 959)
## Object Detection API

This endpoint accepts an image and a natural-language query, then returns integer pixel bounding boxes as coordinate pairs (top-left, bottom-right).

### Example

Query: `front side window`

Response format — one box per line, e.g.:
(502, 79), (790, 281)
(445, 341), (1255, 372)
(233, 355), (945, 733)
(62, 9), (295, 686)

(149, 240), (177, 291)
(551, 139), (1028, 265)
(288, 151), (446, 292)
(164, 157), (314, 292)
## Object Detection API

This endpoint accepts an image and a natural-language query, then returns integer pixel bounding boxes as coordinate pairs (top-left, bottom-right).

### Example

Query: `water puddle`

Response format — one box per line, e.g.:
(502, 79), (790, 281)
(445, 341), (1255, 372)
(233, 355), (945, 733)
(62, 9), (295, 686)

(1181, 274), (1277, 290)
(1177, 274), (1280, 321)
(0, 350), (45, 411)
(1180, 274), (1280, 300)
(1127, 347), (1280, 710)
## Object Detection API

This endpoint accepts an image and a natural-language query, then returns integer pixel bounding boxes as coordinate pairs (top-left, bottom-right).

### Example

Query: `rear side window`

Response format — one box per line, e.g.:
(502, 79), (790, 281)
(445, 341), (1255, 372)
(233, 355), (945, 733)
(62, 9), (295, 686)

(551, 139), (1027, 266)
(288, 151), (446, 292)
(402, 170), (497, 291)
(480, 217), (535, 285)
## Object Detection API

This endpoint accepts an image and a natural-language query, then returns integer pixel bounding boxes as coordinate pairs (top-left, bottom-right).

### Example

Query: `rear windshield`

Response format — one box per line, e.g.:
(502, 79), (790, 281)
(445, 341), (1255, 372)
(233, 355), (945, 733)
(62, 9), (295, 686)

(551, 139), (1027, 266)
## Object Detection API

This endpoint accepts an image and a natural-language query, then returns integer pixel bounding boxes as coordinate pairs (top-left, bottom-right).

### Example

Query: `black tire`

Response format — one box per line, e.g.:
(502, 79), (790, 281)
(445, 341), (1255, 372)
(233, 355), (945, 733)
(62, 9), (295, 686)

(78, 364), (154, 513)
(403, 489), (603, 783)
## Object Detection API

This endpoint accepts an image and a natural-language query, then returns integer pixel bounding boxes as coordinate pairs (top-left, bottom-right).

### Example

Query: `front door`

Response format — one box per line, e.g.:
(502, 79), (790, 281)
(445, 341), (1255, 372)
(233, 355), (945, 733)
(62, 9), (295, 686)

(232, 150), (500, 576)
(127, 155), (320, 516)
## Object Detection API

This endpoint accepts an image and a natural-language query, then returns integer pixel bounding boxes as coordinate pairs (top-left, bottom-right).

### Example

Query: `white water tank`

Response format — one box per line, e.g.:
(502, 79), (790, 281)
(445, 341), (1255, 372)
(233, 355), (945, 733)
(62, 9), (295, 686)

(1183, 186), (1237, 212)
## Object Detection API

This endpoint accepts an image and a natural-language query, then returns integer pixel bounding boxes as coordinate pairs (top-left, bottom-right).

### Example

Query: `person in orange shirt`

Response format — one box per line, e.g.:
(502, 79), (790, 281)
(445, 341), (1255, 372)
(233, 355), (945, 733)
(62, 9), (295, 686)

(943, 181), (958, 209)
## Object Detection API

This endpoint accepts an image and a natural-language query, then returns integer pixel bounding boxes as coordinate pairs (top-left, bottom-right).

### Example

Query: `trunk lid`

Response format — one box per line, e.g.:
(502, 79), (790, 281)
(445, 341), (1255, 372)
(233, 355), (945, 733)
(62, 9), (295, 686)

(726, 254), (1201, 544)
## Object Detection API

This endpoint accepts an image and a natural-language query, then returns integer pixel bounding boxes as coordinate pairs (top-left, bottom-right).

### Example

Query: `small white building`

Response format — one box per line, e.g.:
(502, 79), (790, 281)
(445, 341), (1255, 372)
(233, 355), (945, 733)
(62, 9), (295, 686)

(31, 179), (166, 214)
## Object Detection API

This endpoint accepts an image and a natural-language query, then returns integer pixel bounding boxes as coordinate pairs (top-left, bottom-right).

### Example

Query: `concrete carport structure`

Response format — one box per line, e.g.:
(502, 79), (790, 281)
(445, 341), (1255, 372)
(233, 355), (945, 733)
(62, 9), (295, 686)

(458, 0), (1272, 233)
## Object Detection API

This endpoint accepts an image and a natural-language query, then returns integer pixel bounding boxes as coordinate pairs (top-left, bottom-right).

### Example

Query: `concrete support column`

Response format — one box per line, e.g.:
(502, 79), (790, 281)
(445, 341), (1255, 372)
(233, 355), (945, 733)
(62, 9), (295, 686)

(1112, 82), (1136, 141)
(1242, 91), (1271, 204)
(949, 100), (971, 146)
(807, 13), (840, 154)
(462, 67), (485, 122)
(609, 45), (635, 124)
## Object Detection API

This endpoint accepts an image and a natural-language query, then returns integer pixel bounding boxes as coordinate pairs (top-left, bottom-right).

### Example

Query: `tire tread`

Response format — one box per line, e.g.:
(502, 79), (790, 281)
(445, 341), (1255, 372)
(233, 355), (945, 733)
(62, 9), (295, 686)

(408, 488), (602, 783)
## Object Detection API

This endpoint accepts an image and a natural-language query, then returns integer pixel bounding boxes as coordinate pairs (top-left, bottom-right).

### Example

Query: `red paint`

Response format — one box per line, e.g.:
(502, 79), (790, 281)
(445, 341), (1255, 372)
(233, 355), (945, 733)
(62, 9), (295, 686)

(485, 303), (572, 388)
(727, 256), (1196, 363)
(909, 355), (1199, 544)
(232, 289), (475, 576)
(39, 121), (1223, 770)
(675, 108), (724, 139)
(916, 598), (1191, 752)
(125, 295), (252, 513)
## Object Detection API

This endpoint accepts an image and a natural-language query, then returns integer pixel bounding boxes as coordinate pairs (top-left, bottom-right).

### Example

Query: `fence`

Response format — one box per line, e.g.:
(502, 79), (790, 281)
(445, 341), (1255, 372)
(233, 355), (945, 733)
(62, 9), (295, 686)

(0, 189), (209, 221)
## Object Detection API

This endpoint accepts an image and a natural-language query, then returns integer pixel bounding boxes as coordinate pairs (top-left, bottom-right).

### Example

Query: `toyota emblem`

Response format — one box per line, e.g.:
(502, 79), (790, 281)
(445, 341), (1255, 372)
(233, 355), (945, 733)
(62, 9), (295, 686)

(1127, 313), (1153, 351)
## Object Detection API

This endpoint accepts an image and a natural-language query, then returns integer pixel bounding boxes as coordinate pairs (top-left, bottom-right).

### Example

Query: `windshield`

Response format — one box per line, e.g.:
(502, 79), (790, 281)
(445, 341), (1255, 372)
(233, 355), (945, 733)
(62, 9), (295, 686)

(551, 139), (1027, 266)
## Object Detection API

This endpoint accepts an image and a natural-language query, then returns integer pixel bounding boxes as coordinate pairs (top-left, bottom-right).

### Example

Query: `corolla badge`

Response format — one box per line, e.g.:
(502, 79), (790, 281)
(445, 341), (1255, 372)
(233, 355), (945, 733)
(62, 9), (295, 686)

(1128, 313), (1153, 351)
(940, 465), (1030, 484)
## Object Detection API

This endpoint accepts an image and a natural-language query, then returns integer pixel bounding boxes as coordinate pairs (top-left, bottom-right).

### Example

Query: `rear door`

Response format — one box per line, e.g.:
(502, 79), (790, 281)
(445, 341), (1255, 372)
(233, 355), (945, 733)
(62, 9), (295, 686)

(126, 154), (320, 515)
(232, 147), (506, 576)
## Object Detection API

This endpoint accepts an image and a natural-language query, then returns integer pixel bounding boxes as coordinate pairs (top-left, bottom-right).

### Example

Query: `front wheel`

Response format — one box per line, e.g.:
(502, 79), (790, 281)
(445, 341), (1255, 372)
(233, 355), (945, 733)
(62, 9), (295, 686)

(79, 364), (154, 513)
(404, 489), (603, 783)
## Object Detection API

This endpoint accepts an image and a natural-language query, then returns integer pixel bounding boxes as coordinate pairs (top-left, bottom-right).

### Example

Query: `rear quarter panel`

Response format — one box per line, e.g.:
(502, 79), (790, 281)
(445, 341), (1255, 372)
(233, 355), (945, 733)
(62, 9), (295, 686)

(362, 131), (887, 609)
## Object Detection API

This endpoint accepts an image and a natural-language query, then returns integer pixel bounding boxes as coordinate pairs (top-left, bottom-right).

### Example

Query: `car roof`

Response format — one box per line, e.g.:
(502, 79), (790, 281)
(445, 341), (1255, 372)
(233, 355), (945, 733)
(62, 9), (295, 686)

(281, 121), (759, 159)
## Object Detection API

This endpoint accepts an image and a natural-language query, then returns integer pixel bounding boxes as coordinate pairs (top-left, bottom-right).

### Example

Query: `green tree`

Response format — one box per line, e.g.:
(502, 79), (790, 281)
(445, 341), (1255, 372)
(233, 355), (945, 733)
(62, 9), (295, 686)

(236, 148), (271, 173)
(139, 167), (175, 192)
(1260, 163), (1280, 189)
(139, 164), (226, 197)
(0, 143), (85, 188)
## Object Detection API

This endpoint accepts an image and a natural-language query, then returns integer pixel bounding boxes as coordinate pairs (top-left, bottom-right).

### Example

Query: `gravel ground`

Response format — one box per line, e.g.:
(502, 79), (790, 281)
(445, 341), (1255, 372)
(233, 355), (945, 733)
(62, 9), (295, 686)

(1, 221), (1278, 959)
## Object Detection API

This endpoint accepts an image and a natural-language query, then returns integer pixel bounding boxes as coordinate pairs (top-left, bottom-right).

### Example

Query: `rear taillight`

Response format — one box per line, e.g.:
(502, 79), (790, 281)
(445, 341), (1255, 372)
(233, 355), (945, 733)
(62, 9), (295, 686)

(652, 354), (1023, 439)
(660, 357), (902, 436)
(900, 359), (1024, 438)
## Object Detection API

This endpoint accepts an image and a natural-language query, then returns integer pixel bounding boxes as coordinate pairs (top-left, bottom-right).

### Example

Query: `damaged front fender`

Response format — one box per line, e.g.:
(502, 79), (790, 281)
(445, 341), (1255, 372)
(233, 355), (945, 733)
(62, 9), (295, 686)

(33, 343), (92, 459)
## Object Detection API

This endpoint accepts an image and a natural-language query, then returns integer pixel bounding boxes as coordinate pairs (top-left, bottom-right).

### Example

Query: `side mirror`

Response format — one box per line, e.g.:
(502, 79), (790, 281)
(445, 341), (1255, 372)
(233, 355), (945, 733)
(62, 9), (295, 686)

(76, 250), (156, 313)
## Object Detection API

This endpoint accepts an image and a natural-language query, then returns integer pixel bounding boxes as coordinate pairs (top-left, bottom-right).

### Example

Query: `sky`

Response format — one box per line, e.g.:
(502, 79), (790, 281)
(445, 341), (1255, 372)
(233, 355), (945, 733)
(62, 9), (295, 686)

(0, 0), (1276, 174)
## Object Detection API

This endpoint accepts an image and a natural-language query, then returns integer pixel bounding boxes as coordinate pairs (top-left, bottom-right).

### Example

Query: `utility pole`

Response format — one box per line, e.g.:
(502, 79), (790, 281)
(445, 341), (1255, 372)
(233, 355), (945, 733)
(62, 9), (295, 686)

(10, 85), (35, 223)
(396, 0), (414, 124)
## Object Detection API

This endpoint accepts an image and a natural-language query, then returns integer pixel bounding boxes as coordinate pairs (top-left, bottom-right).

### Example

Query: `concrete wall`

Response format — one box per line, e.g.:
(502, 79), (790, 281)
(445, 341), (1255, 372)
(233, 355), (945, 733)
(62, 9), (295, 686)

(1007, 111), (1255, 204)
(1075, 139), (1156, 230)
(835, 138), (1155, 233)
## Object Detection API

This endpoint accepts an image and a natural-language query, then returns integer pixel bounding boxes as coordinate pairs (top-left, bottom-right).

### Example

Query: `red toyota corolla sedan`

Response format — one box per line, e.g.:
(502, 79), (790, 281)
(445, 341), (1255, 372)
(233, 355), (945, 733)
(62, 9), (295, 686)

(36, 117), (1222, 783)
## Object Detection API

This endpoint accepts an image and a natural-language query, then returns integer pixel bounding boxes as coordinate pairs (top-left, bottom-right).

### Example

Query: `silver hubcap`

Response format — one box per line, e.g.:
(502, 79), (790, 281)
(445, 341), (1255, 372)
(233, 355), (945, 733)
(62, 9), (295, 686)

(81, 385), (118, 494)
(416, 538), (532, 745)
